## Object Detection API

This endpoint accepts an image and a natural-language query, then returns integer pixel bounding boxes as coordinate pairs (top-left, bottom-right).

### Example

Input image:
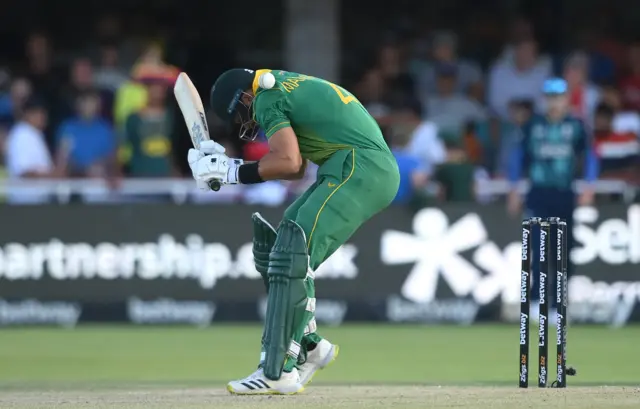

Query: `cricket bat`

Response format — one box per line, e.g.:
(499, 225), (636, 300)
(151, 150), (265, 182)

(173, 72), (221, 191)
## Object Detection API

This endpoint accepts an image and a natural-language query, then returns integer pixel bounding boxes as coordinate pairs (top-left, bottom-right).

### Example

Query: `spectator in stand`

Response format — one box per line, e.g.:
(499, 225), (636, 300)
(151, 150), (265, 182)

(425, 63), (486, 138)
(385, 132), (429, 206)
(488, 38), (551, 118)
(0, 129), (6, 202)
(23, 32), (59, 106)
(355, 64), (421, 144)
(0, 69), (11, 127)
(113, 43), (180, 129)
(592, 102), (639, 182)
(372, 45), (445, 173)
(496, 18), (553, 73)
(411, 30), (483, 102)
(356, 68), (390, 121)
(23, 32), (61, 142)
(0, 73), (8, 197)
(113, 43), (161, 130)
(54, 90), (117, 181)
(461, 125), (484, 167)
(122, 70), (179, 178)
(0, 77), (32, 131)
(433, 138), (476, 202)
(477, 99), (534, 177)
(619, 41), (640, 112)
(376, 42), (410, 85)
(404, 111), (446, 177)
(563, 52), (600, 127)
(497, 17), (532, 62)
(373, 43), (422, 126)
(93, 43), (129, 94)
(58, 58), (114, 130)
(92, 44), (127, 124)
(5, 97), (60, 203)
(599, 84), (640, 135)
(570, 29), (616, 85)
(588, 16), (627, 76)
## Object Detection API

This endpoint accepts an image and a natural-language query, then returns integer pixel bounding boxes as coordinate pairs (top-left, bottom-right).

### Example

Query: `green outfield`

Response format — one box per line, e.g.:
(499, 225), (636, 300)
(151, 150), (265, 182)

(0, 325), (638, 408)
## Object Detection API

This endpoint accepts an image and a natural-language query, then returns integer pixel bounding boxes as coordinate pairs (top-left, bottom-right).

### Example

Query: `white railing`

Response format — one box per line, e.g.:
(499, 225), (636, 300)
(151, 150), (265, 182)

(0, 178), (636, 203)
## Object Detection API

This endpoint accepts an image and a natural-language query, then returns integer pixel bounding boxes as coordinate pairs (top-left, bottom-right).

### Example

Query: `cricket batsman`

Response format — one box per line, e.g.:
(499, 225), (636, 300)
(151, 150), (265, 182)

(507, 77), (599, 318)
(187, 69), (400, 395)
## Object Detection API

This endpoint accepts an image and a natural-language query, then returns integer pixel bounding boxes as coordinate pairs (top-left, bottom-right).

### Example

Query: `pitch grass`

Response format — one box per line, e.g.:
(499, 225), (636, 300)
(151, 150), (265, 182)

(0, 325), (639, 408)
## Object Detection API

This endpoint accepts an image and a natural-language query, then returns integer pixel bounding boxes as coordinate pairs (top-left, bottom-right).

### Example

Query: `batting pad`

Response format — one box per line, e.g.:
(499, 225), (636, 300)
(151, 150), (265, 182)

(262, 219), (312, 380)
(252, 212), (277, 291)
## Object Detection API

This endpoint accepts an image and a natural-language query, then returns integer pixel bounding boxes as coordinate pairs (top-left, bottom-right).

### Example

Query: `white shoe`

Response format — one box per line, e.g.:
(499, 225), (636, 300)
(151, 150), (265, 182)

(227, 367), (304, 395)
(298, 339), (339, 386)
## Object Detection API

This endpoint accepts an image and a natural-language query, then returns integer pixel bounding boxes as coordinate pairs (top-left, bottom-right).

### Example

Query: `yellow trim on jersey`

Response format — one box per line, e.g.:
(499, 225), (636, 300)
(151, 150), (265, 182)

(266, 121), (291, 137)
(252, 69), (272, 94)
(307, 149), (356, 250)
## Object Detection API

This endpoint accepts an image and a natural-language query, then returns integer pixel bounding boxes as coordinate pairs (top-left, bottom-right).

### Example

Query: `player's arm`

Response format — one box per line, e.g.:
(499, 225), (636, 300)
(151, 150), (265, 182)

(291, 157), (308, 180)
(235, 126), (306, 183)
(237, 91), (305, 183)
(257, 127), (305, 180)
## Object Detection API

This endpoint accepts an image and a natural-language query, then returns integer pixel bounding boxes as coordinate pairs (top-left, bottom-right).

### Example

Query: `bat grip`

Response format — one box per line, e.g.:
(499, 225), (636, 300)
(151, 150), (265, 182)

(208, 179), (221, 191)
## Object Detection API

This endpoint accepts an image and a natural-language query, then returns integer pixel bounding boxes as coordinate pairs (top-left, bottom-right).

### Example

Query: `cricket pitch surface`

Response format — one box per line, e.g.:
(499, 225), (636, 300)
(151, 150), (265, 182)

(1, 386), (638, 409)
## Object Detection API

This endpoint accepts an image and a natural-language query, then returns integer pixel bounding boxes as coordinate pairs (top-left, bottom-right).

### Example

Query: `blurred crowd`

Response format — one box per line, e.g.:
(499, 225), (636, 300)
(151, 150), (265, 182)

(355, 18), (640, 206)
(0, 14), (639, 205)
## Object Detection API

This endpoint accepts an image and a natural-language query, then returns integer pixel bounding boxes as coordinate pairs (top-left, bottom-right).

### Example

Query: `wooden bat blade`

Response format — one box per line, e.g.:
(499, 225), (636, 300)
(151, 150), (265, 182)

(174, 72), (210, 149)
(174, 72), (221, 191)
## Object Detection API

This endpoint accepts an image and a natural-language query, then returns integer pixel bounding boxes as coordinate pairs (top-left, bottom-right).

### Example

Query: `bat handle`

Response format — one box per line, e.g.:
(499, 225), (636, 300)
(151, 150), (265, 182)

(208, 179), (221, 191)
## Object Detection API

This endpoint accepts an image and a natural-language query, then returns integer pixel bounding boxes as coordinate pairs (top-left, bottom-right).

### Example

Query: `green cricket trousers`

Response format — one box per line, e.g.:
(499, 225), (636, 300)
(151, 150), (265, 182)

(283, 148), (400, 269)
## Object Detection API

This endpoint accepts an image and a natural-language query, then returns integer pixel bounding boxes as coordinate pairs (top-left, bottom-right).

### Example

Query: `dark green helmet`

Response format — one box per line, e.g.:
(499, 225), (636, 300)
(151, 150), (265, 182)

(210, 68), (259, 140)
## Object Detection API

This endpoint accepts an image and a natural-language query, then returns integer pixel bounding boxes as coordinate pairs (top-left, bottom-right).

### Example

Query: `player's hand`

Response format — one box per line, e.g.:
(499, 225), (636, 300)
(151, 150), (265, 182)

(507, 190), (522, 217)
(188, 149), (243, 190)
(199, 140), (226, 155)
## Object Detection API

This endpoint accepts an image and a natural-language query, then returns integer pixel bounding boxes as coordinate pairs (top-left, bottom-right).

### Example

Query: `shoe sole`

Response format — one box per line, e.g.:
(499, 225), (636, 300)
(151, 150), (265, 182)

(226, 383), (305, 396)
(303, 344), (340, 386)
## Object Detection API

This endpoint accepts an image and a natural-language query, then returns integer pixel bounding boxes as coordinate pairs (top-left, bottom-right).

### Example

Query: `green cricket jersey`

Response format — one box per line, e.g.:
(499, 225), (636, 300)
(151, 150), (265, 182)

(251, 69), (390, 166)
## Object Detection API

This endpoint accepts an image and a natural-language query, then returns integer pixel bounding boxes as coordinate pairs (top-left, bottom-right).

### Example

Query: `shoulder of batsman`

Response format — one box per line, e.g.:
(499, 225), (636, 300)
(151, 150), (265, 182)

(254, 87), (287, 105)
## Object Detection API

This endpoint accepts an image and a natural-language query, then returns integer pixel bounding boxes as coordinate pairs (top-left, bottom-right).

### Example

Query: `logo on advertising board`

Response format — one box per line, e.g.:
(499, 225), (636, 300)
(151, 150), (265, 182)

(127, 298), (216, 326)
(0, 299), (81, 327)
(0, 236), (358, 289)
(1, 203), (640, 325)
(386, 295), (479, 324)
(381, 208), (520, 306)
(573, 205), (640, 265)
(381, 205), (640, 325)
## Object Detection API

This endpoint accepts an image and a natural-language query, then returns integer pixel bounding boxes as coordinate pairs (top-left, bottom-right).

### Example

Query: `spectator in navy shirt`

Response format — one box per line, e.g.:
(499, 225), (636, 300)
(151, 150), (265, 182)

(507, 78), (599, 320)
(55, 90), (116, 178)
